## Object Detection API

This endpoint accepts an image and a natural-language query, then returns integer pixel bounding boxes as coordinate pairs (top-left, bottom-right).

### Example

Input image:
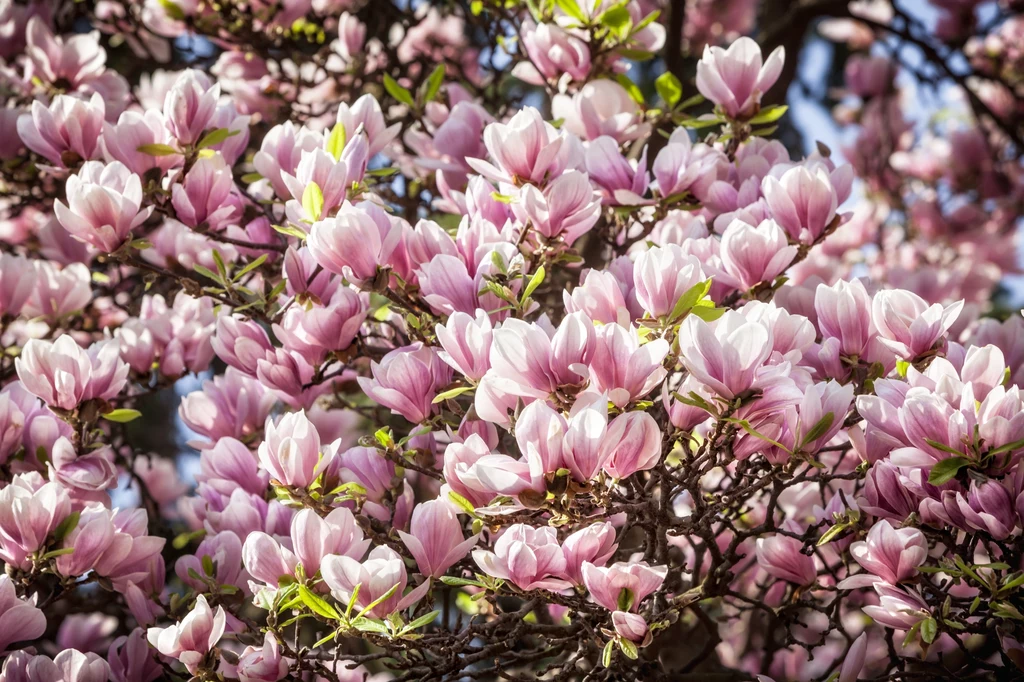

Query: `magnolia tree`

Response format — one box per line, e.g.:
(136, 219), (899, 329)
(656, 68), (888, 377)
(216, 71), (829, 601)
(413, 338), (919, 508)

(1, 0), (1023, 680)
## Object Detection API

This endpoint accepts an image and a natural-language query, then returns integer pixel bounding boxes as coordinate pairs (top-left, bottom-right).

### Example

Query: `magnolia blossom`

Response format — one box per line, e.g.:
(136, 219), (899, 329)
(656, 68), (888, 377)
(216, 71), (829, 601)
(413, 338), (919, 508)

(147, 595), (225, 674)
(321, 546), (430, 617)
(55, 161), (153, 252)
(16, 336), (129, 411)
(398, 498), (479, 578)
(473, 525), (573, 591)
(695, 37), (785, 119)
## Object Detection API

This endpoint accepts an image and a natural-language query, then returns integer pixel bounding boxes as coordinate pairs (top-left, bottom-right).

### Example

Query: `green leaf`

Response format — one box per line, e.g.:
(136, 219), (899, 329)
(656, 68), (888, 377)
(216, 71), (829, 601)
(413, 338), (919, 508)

(920, 617), (937, 644)
(749, 105), (788, 125)
(617, 637), (639, 660)
(212, 249), (228, 280)
(325, 122), (347, 162)
(800, 412), (835, 448)
(383, 75), (416, 109)
(613, 75), (644, 105)
(353, 618), (389, 634)
(272, 223), (308, 240)
(193, 264), (221, 283)
(313, 629), (340, 648)
(554, 0), (587, 25)
(928, 456), (970, 485)
(597, 3), (631, 38)
(989, 438), (1024, 456)
(817, 521), (850, 547)
(345, 583), (361, 620)
(201, 555), (215, 576)
(234, 254), (268, 281)
(432, 386), (475, 403)
(197, 127), (240, 149)
(896, 358), (910, 377)
(403, 609), (440, 633)
(688, 304), (726, 322)
(924, 439), (967, 457)
(136, 143), (179, 156)
(355, 583), (398, 621)
(52, 511), (80, 544)
(655, 72), (683, 108)
(158, 0), (186, 20)
(374, 427), (394, 448)
(669, 278), (712, 321)
(421, 64), (446, 104)
(40, 547), (75, 560)
(240, 172), (263, 184)
(602, 639), (614, 667)
(439, 576), (487, 588)
(447, 491), (477, 515)
(298, 585), (341, 620)
(522, 265), (546, 301)
(302, 182), (324, 221)
(102, 409), (142, 423)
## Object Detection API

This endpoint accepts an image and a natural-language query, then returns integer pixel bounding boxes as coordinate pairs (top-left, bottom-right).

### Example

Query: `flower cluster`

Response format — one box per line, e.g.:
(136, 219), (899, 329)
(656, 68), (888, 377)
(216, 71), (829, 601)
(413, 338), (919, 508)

(1, 1), (1023, 681)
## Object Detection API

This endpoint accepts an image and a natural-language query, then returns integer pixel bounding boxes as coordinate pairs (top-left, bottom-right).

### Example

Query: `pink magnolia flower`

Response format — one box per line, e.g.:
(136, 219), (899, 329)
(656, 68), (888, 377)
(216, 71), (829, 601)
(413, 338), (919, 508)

(473, 524), (573, 591)
(467, 108), (580, 186)
(253, 121), (323, 200)
(435, 310), (493, 382)
(653, 129), (728, 201)
(163, 69), (219, 146)
(762, 165), (840, 244)
(845, 54), (896, 98)
(581, 560), (668, 612)
(862, 584), (931, 630)
(334, 94), (400, 159)
(170, 153), (240, 230)
(589, 323), (669, 407)
(293, 506), (370, 577)
(633, 245), (706, 319)
(258, 410), (333, 488)
(695, 37), (785, 119)
(0, 392), (24, 465)
(237, 633), (289, 682)
(398, 498), (479, 578)
(512, 19), (591, 85)
(50, 437), (118, 493)
(17, 93), (105, 167)
(416, 255), (481, 316)
(870, 289), (964, 360)
(196, 437), (269, 496)
(103, 109), (182, 176)
(441, 434), (497, 509)
(147, 594), (226, 674)
(612, 611), (649, 644)
(0, 574), (47, 653)
(755, 526), (816, 586)
(273, 286), (368, 365)
(55, 161), (153, 252)
(563, 269), (630, 325)
(107, 628), (163, 682)
(321, 546), (430, 617)
(307, 203), (402, 284)
(838, 520), (928, 589)
(814, 279), (875, 358)
(178, 369), (275, 447)
(210, 315), (274, 377)
(281, 140), (368, 222)
(0, 253), (38, 318)
(5, 650), (111, 682)
(553, 80), (648, 144)
(25, 261), (92, 322)
(16, 335), (129, 411)
(584, 136), (649, 205)
(515, 170), (602, 245)
(678, 311), (772, 399)
(358, 343), (453, 424)
(561, 522), (617, 585)
(601, 411), (663, 479)
(719, 218), (797, 291)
